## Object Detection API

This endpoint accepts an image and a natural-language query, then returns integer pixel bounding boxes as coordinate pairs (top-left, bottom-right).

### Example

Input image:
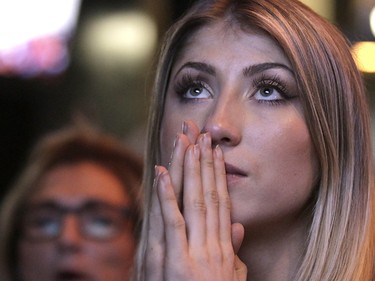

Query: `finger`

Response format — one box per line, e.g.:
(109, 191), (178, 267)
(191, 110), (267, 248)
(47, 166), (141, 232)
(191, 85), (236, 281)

(231, 223), (245, 254)
(214, 145), (232, 246)
(234, 255), (248, 281)
(156, 166), (189, 262)
(198, 133), (220, 244)
(168, 133), (190, 206)
(183, 144), (206, 249)
(167, 120), (199, 207)
(183, 120), (200, 144)
(145, 166), (165, 281)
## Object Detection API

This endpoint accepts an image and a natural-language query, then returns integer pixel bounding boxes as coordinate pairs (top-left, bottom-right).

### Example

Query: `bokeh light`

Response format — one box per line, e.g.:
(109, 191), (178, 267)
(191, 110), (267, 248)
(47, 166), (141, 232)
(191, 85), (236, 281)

(352, 41), (375, 73)
(370, 6), (375, 38)
(81, 11), (158, 69)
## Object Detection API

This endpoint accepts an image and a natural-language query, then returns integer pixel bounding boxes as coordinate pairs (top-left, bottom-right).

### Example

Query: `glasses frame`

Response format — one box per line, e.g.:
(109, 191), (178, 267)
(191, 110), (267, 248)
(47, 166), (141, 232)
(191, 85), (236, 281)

(19, 200), (135, 242)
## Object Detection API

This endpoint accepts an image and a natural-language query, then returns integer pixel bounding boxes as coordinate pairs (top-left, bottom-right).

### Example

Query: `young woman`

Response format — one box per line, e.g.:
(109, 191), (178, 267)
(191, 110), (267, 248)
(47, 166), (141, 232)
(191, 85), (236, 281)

(135, 0), (375, 280)
(0, 125), (143, 281)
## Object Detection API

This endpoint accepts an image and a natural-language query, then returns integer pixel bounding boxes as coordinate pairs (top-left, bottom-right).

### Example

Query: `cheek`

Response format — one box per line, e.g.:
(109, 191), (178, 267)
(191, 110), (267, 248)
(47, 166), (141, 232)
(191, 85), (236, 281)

(233, 117), (318, 227)
(274, 120), (316, 172)
(18, 243), (54, 279)
(90, 236), (136, 275)
(258, 118), (318, 198)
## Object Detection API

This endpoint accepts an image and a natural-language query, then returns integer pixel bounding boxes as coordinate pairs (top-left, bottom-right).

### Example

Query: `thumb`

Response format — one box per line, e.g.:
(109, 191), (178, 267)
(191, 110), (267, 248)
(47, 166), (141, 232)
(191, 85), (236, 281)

(231, 222), (244, 254)
(234, 255), (248, 281)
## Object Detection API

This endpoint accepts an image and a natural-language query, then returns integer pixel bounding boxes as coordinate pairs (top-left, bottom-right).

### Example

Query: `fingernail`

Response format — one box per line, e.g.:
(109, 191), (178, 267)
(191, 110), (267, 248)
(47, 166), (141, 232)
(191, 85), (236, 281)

(214, 145), (223, 159)
(203, 132), (211, 146)
(193, 144), (200, 159)
(153, 165), (160, 188)
(198, 133), (204, 145)
(168, 134), (179, 168)
(182, 121), (187, 134)
(174, 134), (179, 148)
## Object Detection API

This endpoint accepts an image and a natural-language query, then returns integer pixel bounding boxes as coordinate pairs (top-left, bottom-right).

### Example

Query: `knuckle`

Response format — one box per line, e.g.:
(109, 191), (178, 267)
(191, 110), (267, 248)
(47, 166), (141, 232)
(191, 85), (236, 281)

(209, 249), (223, 264)
(193, 199), (207, 214)
(168, 216), (186, 230)
(191, 249), (209, 264)
(204, 158), (214, 169)
(220, 195), (231, 210)
(206, 190), (219, 206)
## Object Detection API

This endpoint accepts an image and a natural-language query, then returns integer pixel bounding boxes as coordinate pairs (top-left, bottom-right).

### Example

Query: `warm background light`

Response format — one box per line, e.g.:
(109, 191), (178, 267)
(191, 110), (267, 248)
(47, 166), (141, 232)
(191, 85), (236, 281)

(81, 11), (158, 70)
(370, 6), (375, 37)
(300, 0), (333, 20)
(352, 41), (375, 73)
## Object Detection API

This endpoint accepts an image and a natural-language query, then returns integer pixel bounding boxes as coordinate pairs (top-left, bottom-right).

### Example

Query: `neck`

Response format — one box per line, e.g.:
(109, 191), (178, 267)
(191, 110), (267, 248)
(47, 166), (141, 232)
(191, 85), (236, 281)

(238, 218), (309, 281)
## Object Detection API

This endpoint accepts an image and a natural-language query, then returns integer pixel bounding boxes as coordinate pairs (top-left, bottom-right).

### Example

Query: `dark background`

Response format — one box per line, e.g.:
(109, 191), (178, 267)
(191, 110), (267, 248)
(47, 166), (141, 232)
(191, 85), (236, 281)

(0, 0), (374, 200)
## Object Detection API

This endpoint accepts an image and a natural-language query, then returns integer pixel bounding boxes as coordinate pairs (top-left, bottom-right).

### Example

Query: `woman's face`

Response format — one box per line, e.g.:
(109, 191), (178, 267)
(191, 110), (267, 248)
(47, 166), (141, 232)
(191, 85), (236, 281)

(160, 22), (318, 231)
(18, 161), (136, 281)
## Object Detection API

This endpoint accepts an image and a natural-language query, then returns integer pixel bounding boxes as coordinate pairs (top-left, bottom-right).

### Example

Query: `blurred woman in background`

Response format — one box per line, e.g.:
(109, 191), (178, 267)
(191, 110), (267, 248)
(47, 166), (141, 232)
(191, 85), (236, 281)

(0, 124), (143, 281)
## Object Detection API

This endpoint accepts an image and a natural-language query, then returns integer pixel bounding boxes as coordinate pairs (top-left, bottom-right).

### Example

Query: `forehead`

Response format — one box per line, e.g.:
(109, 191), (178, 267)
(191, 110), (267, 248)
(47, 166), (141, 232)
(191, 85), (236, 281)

(173, 21), (291, 71)
(28, 161), (130, 206)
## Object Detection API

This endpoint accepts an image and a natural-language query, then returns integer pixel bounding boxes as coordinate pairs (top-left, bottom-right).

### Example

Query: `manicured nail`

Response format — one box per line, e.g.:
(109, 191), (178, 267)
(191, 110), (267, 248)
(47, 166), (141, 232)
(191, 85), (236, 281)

(214, 145), (223, 159)
(203, 132), (211, 146)
(153, 165), (160, 188)
(168, 134), (179, 168)
(193, 144), (200, 159)
(182, 121), (187, 134)
(154, 165), (160, 177)
(174, 134), (180, 148)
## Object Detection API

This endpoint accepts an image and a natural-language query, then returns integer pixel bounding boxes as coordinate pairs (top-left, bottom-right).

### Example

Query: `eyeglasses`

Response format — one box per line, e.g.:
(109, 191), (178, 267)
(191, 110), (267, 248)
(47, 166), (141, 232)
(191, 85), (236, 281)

(20, 201), (135, 242)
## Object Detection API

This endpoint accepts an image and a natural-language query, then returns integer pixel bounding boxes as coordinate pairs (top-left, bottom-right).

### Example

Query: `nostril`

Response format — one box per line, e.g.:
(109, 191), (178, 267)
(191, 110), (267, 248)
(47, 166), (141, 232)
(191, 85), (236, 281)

(222, 137), (231, 143)
(212, 136), (232, 148)
(203, 108), (241, 146)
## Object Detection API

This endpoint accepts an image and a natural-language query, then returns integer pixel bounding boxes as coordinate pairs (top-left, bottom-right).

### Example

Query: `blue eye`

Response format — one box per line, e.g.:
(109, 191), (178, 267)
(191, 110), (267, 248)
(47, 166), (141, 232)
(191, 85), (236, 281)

(174, 73), (213, 101)
(252, 74), (295, 105)
(255, 86), (283, 101)
(184, 85), (212, 99)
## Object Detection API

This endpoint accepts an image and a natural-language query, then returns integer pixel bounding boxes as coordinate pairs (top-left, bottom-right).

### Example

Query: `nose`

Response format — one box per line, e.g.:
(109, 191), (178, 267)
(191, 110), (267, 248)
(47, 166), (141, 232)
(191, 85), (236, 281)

(202, 98), (242, 147)
(57, 215), (82, 252)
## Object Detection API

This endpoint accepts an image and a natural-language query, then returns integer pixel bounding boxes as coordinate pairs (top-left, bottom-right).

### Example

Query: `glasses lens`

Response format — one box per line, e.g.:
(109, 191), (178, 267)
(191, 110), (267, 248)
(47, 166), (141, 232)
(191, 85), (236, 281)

(81, 204), (124, 240)
(22, 207), (61, 241)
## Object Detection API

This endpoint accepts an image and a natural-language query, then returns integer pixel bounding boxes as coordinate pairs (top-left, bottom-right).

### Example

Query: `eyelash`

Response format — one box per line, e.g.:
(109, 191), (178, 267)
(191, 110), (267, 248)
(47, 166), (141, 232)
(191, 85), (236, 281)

(174, 73), (211, 102)
(252, 74), (292, 105)
(173, 73), (293, 105)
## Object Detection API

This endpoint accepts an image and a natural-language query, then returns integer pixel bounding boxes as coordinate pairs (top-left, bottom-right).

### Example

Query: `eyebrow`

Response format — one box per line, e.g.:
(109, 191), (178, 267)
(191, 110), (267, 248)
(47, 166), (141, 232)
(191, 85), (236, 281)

(175, 61), (294, 77)
(243, 62), (294, 76)
(175, 61), (216, 76)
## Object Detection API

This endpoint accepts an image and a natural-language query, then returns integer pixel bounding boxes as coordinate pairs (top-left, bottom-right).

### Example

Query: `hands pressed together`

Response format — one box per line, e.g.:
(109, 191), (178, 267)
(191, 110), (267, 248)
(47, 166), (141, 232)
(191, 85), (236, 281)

(145, 121), (247, 281)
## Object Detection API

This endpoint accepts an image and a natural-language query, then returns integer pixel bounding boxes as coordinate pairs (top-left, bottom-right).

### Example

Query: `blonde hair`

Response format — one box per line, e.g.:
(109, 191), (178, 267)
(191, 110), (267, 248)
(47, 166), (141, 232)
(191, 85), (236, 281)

(0, 125), (143, 281)
(136, 0), (375, 280)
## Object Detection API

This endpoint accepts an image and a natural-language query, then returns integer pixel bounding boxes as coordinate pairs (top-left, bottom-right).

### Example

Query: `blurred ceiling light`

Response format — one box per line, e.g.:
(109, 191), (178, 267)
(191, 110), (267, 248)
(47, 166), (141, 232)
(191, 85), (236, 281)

(300, 0), (333, 21)
(0, 0), (81, 50)
(0, 0), (81, 77)
(82, 11), (158, 67)
(370, 6), (375, 37)
(352, 42), (375, 73)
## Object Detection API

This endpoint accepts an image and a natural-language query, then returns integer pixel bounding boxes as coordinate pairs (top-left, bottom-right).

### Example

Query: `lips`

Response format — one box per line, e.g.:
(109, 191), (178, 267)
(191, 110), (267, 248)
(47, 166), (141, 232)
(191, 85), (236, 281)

(55, 271), (90, 281)
(224, 163), (247, 177)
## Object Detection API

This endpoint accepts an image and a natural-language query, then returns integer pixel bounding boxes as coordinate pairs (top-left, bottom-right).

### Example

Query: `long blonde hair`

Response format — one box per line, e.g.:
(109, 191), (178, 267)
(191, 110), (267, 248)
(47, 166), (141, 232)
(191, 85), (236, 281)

(136, 0), (374, 280)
